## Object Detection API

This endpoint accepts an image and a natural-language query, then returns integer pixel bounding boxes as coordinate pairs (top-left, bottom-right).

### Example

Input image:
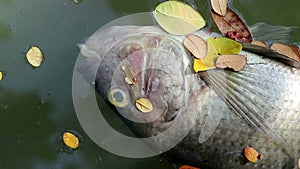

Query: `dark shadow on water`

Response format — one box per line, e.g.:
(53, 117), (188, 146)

(0, 86), (56, 168)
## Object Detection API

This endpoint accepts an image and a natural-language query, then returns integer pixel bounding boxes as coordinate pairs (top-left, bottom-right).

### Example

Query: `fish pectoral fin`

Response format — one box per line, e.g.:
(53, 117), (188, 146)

(199, 69), (295, 157)
(242, 43), (300, 68)
(198, 90), (225, 144)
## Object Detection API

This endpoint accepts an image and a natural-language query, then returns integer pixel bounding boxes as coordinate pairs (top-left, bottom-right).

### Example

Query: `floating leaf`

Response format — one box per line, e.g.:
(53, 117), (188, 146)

(193, 37), (242, 72)
(251, 40), (267, 48)
(270, 43), (300, 62)
(122, 65), (136, 85)
(26, 46), (43, 67)
(207, 37), (242, 54)
(135, 98), (153, 113)
(63, 131), (79, 149)
(0, 71), (3, 81)
(211, 0), (227, 16)
(153, 1), (206, 35)
(244, 147), (259, 163)
(211, 9), (252, 43)
(183, 34), (207, 59)
(179, 165), (200, 169)
(215, 54), (247, 71)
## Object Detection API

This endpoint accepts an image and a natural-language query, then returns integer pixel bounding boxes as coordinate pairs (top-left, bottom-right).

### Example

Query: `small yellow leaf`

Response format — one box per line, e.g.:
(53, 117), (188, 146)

(215, 54), (247, 71)
(0, 71), (3, 81)
(153, 1), (206, 35)
(183, 34), (207, 59)
(207, 37), (242, 55)
(271, 43), (300, 62)
(193, 37), (242, 72)
(63, 131), (79, 149)
(244, 147), (259, 163)
(211, 0), (227, 16)
(26, 46), (44, 67)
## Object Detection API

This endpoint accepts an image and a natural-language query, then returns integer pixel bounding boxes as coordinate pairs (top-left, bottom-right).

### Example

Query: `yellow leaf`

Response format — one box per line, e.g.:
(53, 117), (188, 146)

(26, 46), (43, 67)
(63, 131), (79, 149)
(207, 37), (242, 55)
(193, 37), (242, 72)
(0, 71), (3, 81)
(153, 1), (206, 35)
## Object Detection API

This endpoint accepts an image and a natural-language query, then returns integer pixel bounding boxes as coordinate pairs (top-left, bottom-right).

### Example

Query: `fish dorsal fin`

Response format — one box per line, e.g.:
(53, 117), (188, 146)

(242, 43), (300, 68)
(250, 22), (295, 43)
(199, 66), (296, 157)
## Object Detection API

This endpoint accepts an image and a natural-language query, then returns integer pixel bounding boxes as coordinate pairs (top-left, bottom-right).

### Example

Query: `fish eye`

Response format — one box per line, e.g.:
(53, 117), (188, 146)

(108, 88), (128, 107)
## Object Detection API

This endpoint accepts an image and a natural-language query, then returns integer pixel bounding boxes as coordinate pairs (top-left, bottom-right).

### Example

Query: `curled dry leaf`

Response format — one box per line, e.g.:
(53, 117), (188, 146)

(215, 54), (247, 71)
(122, 65), (136, 85)
(183, 34), (207, 59)
(135, 98), (153, 113)
(271, 43), (300, 62)
(26, 46), (44, 67)
(63, 131), (79, 149)
(251, 40), (267, 48)
(211, 9), (252, 43)
(153, 1), (206, 35)
(211, 0), (227, 16)
(179, 165), (200, 169)
(244, 147), (259, 163)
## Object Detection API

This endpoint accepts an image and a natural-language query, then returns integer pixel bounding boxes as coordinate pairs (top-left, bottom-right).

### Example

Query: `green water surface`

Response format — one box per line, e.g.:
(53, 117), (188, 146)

(0, 0), (299, 169)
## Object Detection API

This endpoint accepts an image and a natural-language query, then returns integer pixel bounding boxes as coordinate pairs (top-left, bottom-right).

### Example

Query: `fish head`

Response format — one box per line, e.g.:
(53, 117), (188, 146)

(81, 29), (206, 137)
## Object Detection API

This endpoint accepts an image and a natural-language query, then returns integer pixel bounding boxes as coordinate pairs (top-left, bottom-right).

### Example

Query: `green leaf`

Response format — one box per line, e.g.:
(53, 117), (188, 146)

(153, 1), (206, 35)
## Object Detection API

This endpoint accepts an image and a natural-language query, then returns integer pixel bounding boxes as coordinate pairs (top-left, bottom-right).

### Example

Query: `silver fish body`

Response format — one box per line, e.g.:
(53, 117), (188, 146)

(78, 25), (300, 169)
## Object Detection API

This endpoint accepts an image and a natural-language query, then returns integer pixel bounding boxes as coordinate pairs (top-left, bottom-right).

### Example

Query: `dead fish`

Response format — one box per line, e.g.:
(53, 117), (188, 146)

(77, 24), (300, 169)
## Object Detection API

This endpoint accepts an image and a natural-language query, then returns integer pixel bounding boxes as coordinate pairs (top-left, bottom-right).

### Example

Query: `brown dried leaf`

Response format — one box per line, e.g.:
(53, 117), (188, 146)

(211, 0), (227, 16)
(251, 40), (267, 48)
(211, 9), (252, 43)
(215, 54), (247, 71)
(244, 147), (259, 163)
(271, 43), (300, 62)
(183, 34), (207, 59)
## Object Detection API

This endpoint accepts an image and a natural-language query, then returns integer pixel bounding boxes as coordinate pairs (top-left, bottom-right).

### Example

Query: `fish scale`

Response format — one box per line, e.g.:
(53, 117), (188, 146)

(78, 25), (300, 169)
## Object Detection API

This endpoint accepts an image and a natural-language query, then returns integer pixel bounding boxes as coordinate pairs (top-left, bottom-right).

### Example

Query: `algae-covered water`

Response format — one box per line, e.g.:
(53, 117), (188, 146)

(0, 0), (299, 169)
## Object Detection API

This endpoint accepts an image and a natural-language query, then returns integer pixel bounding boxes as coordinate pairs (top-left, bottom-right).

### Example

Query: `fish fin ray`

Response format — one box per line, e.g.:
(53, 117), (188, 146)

(250, 22), (296, 43)
(199, 69), (295, 157)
